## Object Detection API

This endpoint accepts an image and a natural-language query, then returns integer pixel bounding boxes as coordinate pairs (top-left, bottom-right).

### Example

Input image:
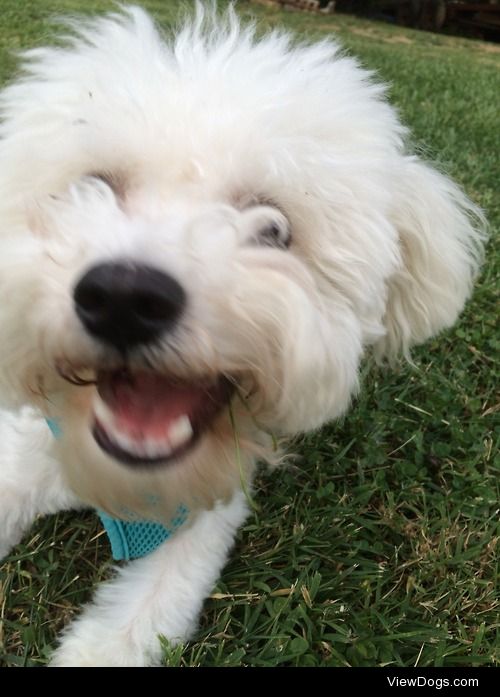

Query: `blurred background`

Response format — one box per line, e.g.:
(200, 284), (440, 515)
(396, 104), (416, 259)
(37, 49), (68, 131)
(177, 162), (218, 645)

(264, 1), (500, 41)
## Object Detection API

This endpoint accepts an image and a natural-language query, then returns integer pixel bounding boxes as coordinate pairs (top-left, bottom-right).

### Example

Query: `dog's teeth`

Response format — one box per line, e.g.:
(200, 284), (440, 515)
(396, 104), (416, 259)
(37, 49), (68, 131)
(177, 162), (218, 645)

(142, 438), (156, 459)
(144, 437), (171, 459)
(112, 430), (172, 459)
(93, 394), (191, 460)
(113, 430), (136, 455)
(168, 415), (193, 449)
(93, 395), (116, 430)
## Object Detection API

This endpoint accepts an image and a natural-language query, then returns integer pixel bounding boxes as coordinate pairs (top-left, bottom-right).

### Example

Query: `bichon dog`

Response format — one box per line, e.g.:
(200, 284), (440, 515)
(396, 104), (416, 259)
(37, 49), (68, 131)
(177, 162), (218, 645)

(0, 4), (485, 666)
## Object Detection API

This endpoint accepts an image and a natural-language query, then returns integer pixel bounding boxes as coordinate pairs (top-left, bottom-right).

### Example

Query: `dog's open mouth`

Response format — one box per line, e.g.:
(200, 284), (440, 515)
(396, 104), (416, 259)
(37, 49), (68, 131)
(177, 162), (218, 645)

(91, 370), (233, 466)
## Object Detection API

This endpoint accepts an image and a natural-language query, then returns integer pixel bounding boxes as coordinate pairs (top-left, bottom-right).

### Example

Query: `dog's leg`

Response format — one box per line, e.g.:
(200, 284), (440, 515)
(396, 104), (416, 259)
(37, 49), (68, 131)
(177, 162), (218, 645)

(0, 408), (81, 559)
(49, 491), (248, 667)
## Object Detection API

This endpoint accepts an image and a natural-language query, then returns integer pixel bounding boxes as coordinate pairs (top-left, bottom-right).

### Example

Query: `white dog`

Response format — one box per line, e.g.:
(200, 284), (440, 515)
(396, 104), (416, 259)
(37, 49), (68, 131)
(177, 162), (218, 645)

(0, 4), (485, 666)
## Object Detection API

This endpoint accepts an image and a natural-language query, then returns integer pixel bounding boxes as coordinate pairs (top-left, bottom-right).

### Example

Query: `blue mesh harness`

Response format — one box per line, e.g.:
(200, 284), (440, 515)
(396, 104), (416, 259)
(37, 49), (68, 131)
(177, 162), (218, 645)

(97, 505), (189, 560)
(46, 418), (188, 560)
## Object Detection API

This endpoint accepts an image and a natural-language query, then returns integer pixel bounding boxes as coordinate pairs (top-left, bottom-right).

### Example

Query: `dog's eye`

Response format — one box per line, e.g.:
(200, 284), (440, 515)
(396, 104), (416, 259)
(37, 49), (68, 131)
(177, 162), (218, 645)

(256, 220), (291, 250)
(88, 172), (123, 195)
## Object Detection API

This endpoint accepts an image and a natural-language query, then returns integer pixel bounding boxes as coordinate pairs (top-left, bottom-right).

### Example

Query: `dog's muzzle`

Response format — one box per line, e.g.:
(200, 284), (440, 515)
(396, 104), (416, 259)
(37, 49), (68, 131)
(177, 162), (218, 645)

(71, 261), (235, 467)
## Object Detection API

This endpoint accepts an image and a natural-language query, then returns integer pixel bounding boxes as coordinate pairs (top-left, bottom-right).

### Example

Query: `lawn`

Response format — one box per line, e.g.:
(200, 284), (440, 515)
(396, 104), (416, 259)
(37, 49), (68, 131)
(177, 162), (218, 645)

(0, 0), (498, 668)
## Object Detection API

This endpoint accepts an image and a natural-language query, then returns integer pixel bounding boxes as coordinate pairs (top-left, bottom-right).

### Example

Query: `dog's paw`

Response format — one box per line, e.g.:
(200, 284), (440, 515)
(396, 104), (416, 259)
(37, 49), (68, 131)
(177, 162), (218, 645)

(49, 618), (164, 667)
(49, 646), (153, 668)
(49, 637), (159, 667)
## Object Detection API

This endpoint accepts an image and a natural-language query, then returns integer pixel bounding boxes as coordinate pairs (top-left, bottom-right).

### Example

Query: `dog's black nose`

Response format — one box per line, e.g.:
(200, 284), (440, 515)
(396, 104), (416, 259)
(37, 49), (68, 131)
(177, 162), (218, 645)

(73, 262), (186, 351)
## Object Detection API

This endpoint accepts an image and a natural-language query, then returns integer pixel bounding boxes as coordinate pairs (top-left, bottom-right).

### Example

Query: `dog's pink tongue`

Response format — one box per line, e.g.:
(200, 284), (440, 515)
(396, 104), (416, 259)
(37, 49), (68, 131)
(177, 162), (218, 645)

(97, 371), (199, 439)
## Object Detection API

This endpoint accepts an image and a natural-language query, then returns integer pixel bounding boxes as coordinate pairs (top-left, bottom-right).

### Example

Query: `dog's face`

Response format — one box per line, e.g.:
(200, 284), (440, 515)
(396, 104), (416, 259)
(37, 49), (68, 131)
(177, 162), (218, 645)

(0, 8), (483, 519)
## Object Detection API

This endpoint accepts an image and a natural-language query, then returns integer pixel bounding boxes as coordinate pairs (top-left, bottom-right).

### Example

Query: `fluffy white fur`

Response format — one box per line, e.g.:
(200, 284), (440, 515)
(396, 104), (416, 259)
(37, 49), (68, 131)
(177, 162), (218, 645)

(0, 4), (485, 666)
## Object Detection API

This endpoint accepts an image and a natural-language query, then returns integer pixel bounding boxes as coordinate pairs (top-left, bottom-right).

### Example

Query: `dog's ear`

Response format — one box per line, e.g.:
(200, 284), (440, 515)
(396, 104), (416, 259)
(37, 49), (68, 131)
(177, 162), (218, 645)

(374, 157), (487, 360)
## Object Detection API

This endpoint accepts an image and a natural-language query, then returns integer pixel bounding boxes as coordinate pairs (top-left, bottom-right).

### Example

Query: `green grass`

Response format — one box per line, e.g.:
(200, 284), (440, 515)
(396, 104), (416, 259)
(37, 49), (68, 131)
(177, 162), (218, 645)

(0, 0), (498, 668)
